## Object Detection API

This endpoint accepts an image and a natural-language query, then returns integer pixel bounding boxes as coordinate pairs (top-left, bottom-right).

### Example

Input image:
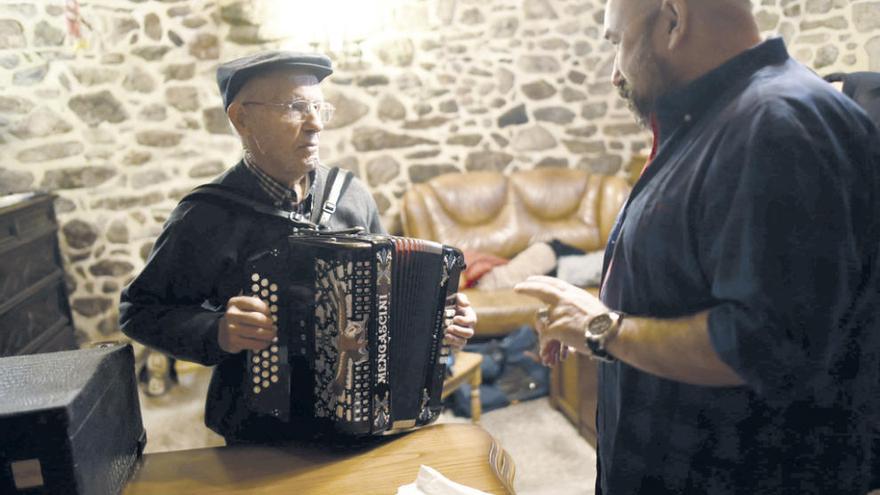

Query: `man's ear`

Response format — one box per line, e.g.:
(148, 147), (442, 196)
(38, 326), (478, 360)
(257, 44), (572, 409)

(227, 101), (249, 138)
(660, 0), (687, 51)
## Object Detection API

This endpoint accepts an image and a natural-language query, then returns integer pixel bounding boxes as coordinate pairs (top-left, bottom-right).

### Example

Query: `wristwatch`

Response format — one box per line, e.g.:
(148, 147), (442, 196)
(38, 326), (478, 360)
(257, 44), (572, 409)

(585, 311), (624, 362)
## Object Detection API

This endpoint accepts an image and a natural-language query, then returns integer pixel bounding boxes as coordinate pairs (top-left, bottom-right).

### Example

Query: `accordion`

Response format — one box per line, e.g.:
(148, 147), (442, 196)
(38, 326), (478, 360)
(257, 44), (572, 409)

(241, 231), (465, 436)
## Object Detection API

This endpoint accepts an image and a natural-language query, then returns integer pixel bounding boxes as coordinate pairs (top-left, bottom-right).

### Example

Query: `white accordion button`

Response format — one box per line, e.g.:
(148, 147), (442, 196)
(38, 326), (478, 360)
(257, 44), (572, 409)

(251, 273), (260, 282)
(252, 355), (260, 364)
(261, 289), (269, 298)
(253, 386), (261, 394)
(261, 350), (269, 358)
(251, 284), (260, 293)
(270, 365), (278, 373)
(270, 294), (278, 302)
(271, 355), (279, 363)
(270, 283), (278, 292)
(270, 305), (278, 313)
(253, 376), (260, 384)
(262, 380), (269, 388)
(261, 370), (269, 378)
(261, 278), (269, 287)
(252, 366), (260, 373)
(270, 345), (278, 353)
(271, 375), (278, 383)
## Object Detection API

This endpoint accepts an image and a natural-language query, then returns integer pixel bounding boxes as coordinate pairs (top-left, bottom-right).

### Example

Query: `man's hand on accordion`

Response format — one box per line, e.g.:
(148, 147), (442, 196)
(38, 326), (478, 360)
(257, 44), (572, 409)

(218, 296), (278, 354)
(444, 292), (477, 351)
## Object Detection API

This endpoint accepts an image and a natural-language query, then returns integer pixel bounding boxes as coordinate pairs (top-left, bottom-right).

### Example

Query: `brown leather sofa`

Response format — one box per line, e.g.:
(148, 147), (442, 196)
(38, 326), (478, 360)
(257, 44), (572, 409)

(401, 167), (631, 338)
(402, 166), (634, 446)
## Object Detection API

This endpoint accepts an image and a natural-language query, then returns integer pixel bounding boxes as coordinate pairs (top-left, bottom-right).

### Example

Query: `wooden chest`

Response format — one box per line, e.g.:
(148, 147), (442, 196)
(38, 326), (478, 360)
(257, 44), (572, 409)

(549, 353), (598, 448)
(0, 192), (76, 356)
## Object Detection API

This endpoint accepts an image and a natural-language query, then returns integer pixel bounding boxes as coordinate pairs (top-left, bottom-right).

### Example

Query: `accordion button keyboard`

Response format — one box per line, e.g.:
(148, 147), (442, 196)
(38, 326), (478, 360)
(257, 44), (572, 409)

(244, 270), (291, 418)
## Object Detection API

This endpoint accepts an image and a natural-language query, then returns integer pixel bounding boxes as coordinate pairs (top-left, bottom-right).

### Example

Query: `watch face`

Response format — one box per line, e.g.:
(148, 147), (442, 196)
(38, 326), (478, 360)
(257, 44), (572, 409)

(589, 314), (613, 336)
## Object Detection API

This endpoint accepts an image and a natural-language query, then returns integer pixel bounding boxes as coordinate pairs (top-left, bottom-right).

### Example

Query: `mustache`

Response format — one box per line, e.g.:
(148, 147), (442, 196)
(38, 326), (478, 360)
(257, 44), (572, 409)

(617, 79), (634, 102)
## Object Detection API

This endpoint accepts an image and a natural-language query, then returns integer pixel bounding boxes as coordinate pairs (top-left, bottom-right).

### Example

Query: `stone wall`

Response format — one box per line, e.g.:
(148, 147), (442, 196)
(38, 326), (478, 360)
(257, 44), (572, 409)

(1, 0), (237, 345)
(1, 0), (877, 346)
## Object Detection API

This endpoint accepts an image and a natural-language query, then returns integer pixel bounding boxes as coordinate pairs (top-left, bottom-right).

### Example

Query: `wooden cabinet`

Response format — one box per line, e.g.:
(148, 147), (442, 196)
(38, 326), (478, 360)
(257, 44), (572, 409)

(549, 352), (598, 448)
(0, 192), (76, 356)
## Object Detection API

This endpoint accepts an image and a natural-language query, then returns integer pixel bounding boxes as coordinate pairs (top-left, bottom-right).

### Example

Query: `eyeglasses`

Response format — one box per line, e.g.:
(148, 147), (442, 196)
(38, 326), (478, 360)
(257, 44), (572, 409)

(242, 99), (335, 123)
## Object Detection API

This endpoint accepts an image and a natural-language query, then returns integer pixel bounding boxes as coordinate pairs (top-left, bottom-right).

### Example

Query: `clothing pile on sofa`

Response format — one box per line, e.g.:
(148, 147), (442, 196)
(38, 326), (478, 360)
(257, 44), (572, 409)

(461, 240), (605, 290)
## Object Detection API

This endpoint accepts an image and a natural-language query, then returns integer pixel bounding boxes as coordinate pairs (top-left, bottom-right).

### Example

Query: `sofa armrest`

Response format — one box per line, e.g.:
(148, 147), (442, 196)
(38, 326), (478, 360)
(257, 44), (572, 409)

(465, 286), (601, 338)
(464, 289), (545, 338)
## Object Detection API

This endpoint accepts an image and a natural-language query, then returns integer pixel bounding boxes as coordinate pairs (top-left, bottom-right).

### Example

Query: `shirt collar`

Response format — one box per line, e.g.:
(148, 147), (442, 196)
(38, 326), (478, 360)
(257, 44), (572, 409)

(654, 37), (790, 141)
(242, 156), (316, 209)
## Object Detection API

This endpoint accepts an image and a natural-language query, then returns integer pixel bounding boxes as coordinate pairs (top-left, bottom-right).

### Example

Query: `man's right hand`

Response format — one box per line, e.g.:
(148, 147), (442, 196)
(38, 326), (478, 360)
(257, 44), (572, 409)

(218, 296), (277, 353)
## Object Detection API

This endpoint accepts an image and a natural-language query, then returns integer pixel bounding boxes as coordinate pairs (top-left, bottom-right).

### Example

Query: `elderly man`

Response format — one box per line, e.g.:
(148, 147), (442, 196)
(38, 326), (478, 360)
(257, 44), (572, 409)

(517, 0), (880, 492)
(120, 52), (476, 444)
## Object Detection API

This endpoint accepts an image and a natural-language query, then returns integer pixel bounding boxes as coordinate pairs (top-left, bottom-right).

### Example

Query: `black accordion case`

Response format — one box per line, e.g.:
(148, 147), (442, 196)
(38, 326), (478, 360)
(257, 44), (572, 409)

(0, 343), (146, 494)
(242, 231), (465, 437)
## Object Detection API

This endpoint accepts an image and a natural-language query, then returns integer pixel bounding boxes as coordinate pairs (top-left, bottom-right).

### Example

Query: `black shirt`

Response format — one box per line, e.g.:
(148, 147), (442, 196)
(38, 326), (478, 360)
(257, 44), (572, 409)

(120, 161), (384, 441)
(598, 39), (880, 493)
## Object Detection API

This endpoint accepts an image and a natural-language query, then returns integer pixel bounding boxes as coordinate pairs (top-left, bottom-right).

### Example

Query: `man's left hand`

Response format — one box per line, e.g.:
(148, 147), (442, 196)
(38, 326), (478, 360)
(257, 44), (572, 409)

(444, 292), (476, 350)
(515, 275), (609, 357)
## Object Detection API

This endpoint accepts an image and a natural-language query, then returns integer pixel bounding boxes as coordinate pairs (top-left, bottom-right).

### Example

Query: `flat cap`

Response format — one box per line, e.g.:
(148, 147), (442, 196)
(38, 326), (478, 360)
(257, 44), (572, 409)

(216, 51), (333, 110)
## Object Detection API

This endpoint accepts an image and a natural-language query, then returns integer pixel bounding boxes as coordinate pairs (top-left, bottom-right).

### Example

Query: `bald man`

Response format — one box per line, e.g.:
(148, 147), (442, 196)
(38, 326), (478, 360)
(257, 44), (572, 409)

(517, 0), (880, 492)
(120, 52), (476, 444)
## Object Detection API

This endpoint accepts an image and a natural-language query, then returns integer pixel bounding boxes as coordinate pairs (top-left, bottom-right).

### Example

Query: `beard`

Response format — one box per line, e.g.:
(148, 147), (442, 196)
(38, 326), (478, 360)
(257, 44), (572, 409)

(616, 17), (674, 128)
(617, 81), (652, 127)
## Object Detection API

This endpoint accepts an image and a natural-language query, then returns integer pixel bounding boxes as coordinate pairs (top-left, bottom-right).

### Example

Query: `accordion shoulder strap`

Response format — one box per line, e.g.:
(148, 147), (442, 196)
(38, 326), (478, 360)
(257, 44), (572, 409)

(314, 166), (353, 228)
(180, 183), (317, 229)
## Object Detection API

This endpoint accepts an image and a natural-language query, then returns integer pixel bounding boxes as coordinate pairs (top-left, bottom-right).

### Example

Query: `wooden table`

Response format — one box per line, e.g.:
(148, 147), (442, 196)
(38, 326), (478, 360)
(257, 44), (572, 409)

(125, 423), (515, 495)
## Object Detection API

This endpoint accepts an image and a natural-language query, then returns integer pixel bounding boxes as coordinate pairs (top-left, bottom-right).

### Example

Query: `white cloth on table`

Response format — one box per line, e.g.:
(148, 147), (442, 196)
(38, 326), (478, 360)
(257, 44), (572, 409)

(396, 465), (491, 495)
